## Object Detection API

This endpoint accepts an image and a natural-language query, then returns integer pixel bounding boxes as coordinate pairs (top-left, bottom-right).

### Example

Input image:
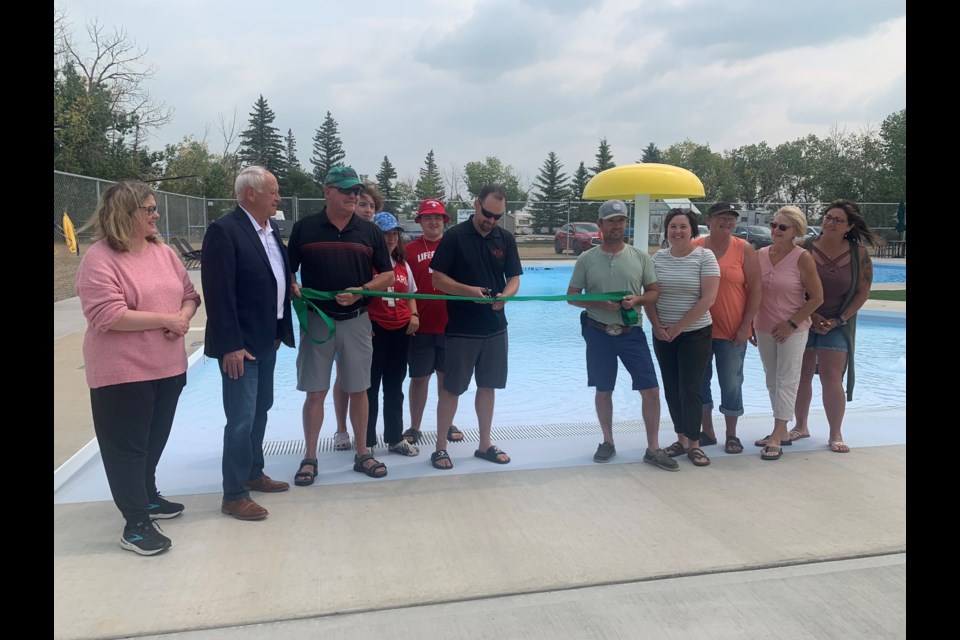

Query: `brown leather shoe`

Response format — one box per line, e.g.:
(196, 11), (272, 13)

(242, 475), (290, 493)
(221, 497), (268, 521)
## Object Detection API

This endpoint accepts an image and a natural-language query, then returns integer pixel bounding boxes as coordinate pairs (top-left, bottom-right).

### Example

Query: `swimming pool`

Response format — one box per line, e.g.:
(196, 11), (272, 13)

(172, 264), (906, 442)
(872, 263), (906, 284)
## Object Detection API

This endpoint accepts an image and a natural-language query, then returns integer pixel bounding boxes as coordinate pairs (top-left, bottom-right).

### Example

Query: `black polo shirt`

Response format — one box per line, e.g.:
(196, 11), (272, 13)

(429, 216), (523, 336)
(287, 207), (392, 315)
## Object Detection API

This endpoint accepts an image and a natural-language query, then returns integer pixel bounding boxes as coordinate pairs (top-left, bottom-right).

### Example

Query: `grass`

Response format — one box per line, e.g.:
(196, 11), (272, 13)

(868, 290), (906, 301)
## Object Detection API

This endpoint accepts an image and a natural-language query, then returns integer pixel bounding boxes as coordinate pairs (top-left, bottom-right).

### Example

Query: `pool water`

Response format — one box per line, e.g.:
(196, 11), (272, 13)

(174, 265), (906, 440)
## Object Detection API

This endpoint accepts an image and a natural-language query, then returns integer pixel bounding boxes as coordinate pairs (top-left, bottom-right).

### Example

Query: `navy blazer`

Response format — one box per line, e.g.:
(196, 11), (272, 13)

(201, 206), (295, 359)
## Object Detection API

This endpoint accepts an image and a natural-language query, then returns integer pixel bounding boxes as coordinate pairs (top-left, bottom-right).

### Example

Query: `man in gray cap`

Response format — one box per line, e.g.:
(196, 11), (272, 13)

(287, 166), (395, 484)
(566, 200), (678, 470)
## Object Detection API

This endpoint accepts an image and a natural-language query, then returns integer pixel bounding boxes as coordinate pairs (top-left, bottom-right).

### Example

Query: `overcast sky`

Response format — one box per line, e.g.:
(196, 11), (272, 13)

(58, 0), (906, 192)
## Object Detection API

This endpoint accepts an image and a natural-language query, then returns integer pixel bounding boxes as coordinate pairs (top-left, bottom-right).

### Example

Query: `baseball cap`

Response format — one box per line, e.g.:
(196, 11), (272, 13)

(323, 166), (362, 189)
(416, 198), (450, 223)
(373, 211), (402, 233)
(707, 202), (738, 216)
(598, 200), (628, 220)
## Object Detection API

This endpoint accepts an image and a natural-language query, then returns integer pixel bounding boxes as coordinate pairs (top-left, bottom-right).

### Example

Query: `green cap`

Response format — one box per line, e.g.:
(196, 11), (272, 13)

(323, 166), (362, 189)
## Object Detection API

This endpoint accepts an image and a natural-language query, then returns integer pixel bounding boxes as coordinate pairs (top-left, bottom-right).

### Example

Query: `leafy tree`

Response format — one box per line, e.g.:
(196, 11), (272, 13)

(661, 139), (737, 203)
(639, 142), (663, 164)
(878, 108), (906, 202)
(390, 178), (416, 220)
(462, 157), (528, 205)
(238, 95), (286, 183)
(160, 136), (233, 199)
(285, 165), (323, 199)
(415, 149), (446, 201)
(376, 156), (397, 203)
(529, 151), (571, 230)
(310, 111), (347, 185)
(725, 142), (780, 206)
(590, 138), (615, 175)
(285, 129), (301, 169)
(773, 136), (819, 203)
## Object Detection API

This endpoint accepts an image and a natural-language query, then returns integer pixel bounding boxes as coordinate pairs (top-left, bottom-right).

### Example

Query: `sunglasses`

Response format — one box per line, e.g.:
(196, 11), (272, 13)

(139, 205), (159, 214)
(479, 205), (503, 221)
(334, 186), (362, 196)
(769, 222), (792, 232)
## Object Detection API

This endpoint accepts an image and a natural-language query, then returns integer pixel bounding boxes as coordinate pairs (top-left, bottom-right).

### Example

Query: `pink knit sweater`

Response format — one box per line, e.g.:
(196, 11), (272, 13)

(76, 240), (201, 389)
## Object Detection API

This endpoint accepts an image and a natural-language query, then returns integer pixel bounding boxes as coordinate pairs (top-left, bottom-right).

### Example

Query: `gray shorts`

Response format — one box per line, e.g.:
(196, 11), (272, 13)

(296, 311), (373, 393)
(441, 332), (508, 396)
(408, 333), (446, 378)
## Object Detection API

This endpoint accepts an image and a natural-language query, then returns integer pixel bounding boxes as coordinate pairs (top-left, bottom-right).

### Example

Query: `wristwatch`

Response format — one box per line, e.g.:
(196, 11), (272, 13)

(835, 317), (847, 327)
(411, 312), (420, 317)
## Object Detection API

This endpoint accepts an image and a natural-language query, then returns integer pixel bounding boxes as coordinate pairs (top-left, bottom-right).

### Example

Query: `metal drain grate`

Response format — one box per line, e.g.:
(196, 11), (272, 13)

(257, 405), (895, 458)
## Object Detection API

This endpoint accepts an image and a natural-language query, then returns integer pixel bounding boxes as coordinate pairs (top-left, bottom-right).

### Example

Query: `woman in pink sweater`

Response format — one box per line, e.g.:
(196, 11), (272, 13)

(75, 181), (200, 556)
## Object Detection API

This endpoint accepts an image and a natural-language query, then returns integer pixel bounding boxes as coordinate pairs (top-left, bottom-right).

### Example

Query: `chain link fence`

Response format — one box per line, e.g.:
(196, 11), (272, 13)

(55, 171), (905, 248)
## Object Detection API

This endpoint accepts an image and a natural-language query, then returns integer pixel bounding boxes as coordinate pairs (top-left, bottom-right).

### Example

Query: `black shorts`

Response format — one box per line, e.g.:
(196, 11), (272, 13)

(440, 332), (508, 395)
(408, 333), (446, 378)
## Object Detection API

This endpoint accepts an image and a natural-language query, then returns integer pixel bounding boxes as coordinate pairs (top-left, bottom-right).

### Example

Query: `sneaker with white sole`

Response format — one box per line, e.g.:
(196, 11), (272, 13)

(148, 494), (184, 520)
(388, 440), (420, 456)
(120, 520), (171, 556)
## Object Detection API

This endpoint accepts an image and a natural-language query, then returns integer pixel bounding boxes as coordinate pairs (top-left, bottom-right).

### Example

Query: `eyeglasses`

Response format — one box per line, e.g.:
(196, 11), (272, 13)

(479, 205), (503, 221)
(769, 222), (792, 232)
(822, 214), (848, 225)
(139, 205), (159, 214)
(334, 186), (362, 196)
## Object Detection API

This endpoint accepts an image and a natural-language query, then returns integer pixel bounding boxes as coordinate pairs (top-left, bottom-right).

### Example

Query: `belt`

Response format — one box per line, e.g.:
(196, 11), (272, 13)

(585, 317), (637, 336)
(324, 306), (368, 321)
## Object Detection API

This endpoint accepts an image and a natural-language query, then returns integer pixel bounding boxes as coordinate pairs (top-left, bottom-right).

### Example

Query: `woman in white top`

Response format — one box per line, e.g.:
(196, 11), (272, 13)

(644, 209), (720, 467)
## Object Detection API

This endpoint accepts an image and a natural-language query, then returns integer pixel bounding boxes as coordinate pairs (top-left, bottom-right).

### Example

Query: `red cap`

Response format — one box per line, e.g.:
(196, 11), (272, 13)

(415, 199), (449, 223)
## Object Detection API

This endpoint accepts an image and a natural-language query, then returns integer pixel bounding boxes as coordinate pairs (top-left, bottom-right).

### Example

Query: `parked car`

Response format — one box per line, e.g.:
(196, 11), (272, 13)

(400, 220), (424, 244)
(555, 222), (601, 254)
(661, 225), (710, 248)
(732, 224), (773, 249)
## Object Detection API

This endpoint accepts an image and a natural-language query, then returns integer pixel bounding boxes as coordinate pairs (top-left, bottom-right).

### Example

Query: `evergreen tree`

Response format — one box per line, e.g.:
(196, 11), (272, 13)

(639, 142), (663, 163)
(376, 155), (398, 202)
(569, 161), (595, 221)
(285, 129), (301, 169)
(238, 94), (286, 182)
(415, 149), (446, 201)
(310, 111), (346, 184)
(529, 152), (571, 230)
(590, 138), (615, 175)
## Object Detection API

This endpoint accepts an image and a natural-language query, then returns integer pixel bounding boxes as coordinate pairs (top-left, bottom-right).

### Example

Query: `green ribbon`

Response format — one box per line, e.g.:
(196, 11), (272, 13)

(293, 288), (640, 345)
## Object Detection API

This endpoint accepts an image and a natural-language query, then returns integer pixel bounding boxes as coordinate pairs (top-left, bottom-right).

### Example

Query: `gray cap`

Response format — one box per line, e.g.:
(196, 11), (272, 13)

(598, 200), (628, 220)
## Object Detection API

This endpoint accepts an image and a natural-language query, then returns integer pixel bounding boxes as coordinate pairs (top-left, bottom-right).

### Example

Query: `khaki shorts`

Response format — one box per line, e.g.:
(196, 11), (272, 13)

(296, 311), (373, 393)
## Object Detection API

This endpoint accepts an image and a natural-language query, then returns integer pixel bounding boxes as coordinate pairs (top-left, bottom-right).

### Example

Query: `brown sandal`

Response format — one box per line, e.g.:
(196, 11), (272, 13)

(724, 436), (744, 454)
(687, 447), (710, 467)
(664, 441), (687, 458)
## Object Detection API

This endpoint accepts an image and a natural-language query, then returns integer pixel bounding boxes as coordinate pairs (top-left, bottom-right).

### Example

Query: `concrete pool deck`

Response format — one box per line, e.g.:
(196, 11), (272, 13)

(53, 259), (906, 639)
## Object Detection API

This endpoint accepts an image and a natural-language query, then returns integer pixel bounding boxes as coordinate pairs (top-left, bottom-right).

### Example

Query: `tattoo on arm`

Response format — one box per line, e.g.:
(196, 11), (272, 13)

(861, 252), (873, 285)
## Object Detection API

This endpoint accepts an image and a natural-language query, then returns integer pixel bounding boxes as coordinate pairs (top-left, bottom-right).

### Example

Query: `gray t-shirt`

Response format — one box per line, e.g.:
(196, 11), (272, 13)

(569, 245), (657, 326)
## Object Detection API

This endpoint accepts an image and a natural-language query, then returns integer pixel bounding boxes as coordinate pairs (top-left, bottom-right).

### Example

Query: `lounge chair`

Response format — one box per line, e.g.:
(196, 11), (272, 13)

(170, 237), (201, 269)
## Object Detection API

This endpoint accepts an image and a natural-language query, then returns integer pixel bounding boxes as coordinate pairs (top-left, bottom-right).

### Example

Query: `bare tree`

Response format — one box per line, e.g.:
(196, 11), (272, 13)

(442, 161), (465, 202)
(217, 107), (241, 158)
(60, 19), (173, 149)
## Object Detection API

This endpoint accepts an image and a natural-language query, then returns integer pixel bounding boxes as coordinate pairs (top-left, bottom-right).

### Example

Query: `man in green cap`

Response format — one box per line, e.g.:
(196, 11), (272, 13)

(287, 166), (395, 485)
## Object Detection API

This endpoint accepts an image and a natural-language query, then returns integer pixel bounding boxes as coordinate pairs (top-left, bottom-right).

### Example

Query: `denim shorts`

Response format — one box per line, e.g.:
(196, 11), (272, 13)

(804, 327), (849, 352)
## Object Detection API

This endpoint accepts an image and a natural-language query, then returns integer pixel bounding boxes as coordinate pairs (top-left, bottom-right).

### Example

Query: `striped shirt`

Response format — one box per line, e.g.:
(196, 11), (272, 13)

(652, 246), (720, 331)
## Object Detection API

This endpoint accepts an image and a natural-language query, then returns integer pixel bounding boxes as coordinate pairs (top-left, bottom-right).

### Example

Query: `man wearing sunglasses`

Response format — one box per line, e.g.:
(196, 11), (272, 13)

(427, 185), (523, 470)
(287, 166), (395, 484)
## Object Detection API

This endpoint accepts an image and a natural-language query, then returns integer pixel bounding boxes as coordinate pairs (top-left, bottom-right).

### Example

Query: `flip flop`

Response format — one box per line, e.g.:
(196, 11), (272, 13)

(829, 440), (850, 453)
(760, 445), (783, 461)
(447, 425), (465, 442)
(787, 430), (810, 442)
(474, 445), (510, 464)
(754, 434), (792, 447)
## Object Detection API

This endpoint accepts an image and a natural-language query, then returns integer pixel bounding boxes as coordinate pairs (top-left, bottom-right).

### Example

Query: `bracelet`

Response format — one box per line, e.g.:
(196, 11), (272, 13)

(411, 312), (420, 317)
(361, 285), (370, 291)
(786, 319), (798, 329)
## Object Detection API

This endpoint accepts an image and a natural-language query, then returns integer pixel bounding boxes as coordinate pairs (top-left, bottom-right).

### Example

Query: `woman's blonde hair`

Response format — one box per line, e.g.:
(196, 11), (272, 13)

(89, 181), (162, 252)
(774, 206), (807, 237)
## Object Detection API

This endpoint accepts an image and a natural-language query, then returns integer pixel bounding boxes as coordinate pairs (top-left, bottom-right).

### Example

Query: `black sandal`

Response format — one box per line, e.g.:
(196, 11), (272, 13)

(353, 453), (387, 478)
(402, 428), (422, 445)
(431, 450), (453, 470)
(294, 458), (318, 486)
(724, 436), (744, 454)
(447, 425), (465, 442)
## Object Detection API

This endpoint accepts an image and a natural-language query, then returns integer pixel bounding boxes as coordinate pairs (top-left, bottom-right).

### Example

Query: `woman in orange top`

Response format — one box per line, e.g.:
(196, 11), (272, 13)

(692, 203), (762, 455)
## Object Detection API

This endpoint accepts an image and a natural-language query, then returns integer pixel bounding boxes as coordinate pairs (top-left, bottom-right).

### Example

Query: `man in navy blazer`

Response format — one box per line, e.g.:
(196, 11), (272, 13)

(202, 166), (295, 521)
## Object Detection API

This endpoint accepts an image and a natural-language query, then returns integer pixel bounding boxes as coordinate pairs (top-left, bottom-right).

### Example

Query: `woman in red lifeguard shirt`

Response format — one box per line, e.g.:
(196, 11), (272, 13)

(365, 212), (421, 456)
